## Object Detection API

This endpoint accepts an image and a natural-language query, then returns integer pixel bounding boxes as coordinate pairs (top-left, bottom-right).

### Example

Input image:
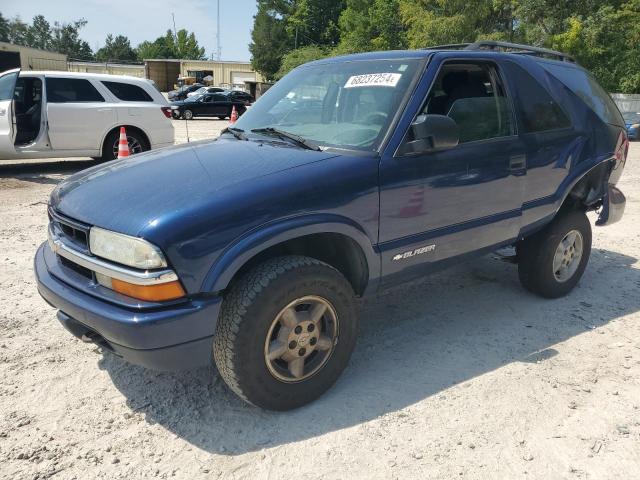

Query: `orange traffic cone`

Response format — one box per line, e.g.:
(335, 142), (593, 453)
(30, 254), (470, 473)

(117, 127), (129, 159)
(230, 105), (238, 124)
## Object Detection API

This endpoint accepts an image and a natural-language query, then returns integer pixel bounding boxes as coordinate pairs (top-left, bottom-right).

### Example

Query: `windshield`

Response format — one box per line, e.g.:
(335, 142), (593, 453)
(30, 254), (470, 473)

(623, 112), (640, 123)
(184, 94), (202, 102)
(234, 58), (423, 151)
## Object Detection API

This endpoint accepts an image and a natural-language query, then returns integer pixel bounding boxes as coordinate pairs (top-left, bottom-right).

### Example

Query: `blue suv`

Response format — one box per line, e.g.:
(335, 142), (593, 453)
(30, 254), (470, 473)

(35, 42), (629, 410)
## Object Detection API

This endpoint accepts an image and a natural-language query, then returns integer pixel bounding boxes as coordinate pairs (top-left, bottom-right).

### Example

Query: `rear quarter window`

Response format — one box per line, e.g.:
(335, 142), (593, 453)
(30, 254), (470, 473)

(542, 63), (624, 126)
(46, 78), (104, 103)
(503, 62), (571, 133)
(102, 81), (153, 102)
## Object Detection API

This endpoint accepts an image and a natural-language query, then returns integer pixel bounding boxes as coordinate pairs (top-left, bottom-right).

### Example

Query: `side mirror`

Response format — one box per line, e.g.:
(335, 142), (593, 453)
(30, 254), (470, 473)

(400, 114), (459, 155)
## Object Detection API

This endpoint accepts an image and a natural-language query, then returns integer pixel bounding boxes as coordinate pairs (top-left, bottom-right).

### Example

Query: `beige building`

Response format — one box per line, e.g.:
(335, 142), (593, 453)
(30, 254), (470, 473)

(144, 59), (263, 91)
(0, 41), (67, 72)
(68, 61), (145, 78)
(0, 43), (263, 94)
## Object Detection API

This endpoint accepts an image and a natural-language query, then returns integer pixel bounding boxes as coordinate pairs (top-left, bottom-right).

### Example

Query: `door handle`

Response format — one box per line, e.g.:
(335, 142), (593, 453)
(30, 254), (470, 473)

(509, 154), (526, 171)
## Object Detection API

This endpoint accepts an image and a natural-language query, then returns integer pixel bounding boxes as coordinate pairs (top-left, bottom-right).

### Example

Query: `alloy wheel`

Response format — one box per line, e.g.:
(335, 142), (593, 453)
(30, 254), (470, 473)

(552, 229), (584, 282)
(112, 136), (143, 158)
(264, 295), (338, 382)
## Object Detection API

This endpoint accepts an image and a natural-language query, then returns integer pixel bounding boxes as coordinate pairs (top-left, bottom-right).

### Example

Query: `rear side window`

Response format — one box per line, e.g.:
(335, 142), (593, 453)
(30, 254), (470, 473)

(504, 62), (571, 133)
(542, 63), (624, 126)
(102, 81), (153, 102)
(46, 78), (104, 103)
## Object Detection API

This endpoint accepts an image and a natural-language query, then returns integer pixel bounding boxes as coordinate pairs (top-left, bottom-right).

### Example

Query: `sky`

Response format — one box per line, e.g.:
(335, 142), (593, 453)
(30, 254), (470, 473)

(0, 0), (257, 62)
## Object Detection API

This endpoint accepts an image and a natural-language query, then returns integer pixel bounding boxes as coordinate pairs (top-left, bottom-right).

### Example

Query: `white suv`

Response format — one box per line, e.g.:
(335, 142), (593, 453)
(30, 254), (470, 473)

(0, 69), (174, 161)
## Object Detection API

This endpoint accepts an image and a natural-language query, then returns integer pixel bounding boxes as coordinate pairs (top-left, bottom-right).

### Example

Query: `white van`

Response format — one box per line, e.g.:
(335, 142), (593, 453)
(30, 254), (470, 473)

(0, 69), (175, 161)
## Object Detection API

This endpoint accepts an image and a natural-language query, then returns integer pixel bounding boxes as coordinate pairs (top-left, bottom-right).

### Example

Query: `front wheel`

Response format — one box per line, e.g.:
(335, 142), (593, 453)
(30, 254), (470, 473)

(183, 109), (194, 120)
(213, 256), (358, 410)
(517, 209), (592, 298)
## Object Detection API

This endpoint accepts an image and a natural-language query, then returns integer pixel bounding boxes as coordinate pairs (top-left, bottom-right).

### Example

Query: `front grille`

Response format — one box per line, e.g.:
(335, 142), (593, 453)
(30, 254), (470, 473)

(49, 208), (90, 252)
(58, 222), (88, 246)
(59, 256), (94, 280)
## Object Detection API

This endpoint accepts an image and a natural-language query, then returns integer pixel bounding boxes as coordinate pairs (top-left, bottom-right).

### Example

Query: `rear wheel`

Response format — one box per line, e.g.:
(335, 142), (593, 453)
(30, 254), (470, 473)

(518, 209), (592, 298)
(217, 115), (227, 120)
(213, 256), (358, 410)
(100, 129), (148, 161)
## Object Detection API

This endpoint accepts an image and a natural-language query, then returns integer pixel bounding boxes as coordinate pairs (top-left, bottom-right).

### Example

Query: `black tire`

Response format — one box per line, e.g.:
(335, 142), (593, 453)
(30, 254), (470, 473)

(213, 255), (358, 410)
(183, 109), (194, 120)
(100, 129), (149, 162)
(217, 115), (227, 120)
(517, 209), (592, 298)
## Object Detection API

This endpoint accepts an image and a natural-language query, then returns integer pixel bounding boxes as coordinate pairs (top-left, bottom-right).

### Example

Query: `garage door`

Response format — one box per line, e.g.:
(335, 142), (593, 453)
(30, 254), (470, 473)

(231, 72), (256, 85)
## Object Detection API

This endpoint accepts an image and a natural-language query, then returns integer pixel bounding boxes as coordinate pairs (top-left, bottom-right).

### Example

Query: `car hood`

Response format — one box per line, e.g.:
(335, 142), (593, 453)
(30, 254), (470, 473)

(50, 138), (338, 236)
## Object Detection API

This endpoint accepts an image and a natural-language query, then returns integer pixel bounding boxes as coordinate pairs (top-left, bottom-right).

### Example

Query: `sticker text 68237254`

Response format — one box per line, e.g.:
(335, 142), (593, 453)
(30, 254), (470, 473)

(344, 73), (402, 89)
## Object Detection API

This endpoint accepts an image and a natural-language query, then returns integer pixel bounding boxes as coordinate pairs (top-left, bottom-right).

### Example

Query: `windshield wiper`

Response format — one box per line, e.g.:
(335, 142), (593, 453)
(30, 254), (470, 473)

(222, 126), (248, 141)
(251, 127), (320, 151)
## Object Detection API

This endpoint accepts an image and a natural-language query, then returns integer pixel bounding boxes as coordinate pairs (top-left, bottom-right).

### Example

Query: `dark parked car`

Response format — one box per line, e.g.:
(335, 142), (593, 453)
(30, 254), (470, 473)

(36, 42), (628, 410)
(623, 111), (639, 140)
(186, 86), (228, 98)
(171, 93), (247, 120)
(167, 83), (204, 101)
(226, 90), (255, 105)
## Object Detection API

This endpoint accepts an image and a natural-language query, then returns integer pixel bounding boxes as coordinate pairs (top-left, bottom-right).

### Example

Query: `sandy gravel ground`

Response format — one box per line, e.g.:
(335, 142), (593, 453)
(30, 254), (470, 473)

(1, 121), (639, 480)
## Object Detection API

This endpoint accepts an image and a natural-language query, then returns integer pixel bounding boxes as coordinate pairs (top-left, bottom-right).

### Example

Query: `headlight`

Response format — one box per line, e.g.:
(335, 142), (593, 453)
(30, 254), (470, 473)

(89, 227), (167, 269)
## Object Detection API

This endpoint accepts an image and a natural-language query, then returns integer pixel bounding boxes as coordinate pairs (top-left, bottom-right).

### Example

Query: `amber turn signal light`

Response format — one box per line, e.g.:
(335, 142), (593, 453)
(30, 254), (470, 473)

(111, 278), (186, 302)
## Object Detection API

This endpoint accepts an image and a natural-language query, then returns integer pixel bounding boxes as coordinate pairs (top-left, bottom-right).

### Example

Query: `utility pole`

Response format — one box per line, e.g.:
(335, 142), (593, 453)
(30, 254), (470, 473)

(172, 13), (179, 57)
(215, 0), (222, 61)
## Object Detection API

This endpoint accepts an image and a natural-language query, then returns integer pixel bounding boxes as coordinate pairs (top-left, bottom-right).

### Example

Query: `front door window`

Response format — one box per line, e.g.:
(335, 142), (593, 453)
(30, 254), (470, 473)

(424, 62), (515, 143)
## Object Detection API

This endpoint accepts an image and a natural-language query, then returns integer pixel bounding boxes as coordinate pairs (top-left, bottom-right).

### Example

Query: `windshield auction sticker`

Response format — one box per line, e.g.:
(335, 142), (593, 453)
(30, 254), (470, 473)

(344, 73), (402, 88)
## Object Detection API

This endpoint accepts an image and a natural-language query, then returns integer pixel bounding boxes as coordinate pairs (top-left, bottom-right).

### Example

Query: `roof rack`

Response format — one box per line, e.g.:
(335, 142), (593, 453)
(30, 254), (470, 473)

(427, 43), (472, 50)
(426, 40), (576, 63)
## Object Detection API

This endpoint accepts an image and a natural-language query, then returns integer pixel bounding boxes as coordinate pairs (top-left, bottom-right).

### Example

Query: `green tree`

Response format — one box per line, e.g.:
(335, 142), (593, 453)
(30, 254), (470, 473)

(246, 0), (640, 93)
(25, 15), (51, 50)
(50, 19), (93, 59)
(250, 0), (295, 81)
(136, 29), (205, 60)
(399, 0), (509, 48)
(174, 29), (206, 59)
(549, 1), (640, 93)
(288, 0), (345, 47)
(6, 16), (29, 45)
(275, 45), (328, 78)
(0, 14), (92, 58)
(337, 0), (406, 53)
(96, 34), (137, 62)
(0, 13), (11, 42)
(137, 37), (173, 59)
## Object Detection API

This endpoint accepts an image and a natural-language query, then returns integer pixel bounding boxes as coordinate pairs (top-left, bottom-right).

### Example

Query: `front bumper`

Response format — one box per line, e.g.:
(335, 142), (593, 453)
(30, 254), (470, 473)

(35, 242), (220, 370)
(628, 128), (638, 140)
